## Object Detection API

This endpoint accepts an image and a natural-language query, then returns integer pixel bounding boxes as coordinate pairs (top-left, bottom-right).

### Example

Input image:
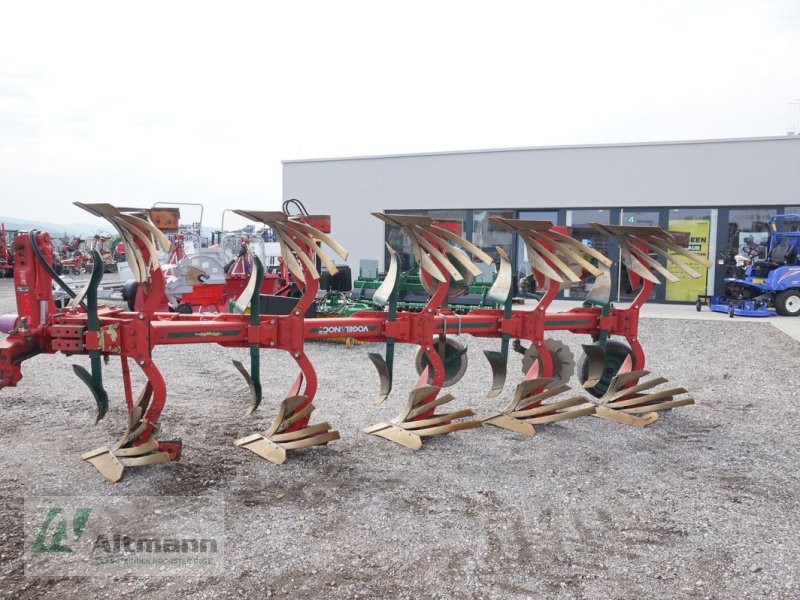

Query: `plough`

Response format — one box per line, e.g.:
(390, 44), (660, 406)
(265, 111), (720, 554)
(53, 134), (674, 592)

(0, 203), (710, 482)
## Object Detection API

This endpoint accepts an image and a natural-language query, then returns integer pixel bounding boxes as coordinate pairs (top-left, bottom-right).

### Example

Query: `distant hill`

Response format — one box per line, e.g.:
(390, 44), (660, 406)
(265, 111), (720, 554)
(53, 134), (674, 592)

(0, 216), (111, 239)
(2, 218), (235, 246)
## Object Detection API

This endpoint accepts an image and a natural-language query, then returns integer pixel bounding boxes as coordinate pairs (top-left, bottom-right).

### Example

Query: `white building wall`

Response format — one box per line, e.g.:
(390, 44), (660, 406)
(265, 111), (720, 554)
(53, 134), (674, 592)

(282, 136), (800, 270)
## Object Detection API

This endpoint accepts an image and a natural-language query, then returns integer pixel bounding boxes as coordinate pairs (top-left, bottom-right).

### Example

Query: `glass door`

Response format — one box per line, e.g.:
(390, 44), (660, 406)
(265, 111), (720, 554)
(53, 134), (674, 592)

(516, 210), (559, 295)
(665, 208), (713, 302)
(385, 215), (417, 273)
(565, 209), (616, 301)
(618, 209), (663, 302)
(427, 210), (469, 238)
(472, 210), (516, 282)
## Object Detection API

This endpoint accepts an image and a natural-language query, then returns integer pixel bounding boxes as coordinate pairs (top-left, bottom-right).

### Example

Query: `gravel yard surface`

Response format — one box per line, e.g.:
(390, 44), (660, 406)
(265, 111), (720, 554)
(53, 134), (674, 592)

(0, 277), (798, 599)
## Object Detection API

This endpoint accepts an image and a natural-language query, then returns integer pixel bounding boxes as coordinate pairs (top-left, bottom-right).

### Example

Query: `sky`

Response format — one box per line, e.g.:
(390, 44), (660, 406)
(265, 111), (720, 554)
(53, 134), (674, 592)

(0, 0), (798, 230)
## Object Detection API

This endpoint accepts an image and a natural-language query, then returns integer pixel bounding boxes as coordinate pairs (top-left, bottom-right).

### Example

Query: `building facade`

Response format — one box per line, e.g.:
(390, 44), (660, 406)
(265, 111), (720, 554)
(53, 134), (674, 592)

(282, 136), (800, 302)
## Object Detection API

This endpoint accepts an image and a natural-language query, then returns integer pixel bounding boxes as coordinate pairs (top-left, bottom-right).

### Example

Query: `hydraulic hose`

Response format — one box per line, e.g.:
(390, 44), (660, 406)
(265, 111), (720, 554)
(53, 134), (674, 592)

(282, 198), (309, 216)
(28, 230), (87, 310)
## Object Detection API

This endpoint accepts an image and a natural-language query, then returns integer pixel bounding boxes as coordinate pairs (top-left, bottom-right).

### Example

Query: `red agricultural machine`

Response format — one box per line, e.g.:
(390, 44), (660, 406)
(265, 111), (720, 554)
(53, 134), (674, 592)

(0, 203), (710, 482)
(120, 205), (295, 314)
(58, 233), (116, 275)
(0, 223), (17, 277)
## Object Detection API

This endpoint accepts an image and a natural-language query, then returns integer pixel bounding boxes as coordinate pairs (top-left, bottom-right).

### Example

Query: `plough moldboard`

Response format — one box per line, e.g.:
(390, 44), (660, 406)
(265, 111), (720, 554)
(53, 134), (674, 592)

(0, 203), (711, 482)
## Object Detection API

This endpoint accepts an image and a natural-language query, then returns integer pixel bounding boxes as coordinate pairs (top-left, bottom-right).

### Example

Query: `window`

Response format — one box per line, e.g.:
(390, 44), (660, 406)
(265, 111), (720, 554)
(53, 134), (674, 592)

(385, 210), (423, 273)
(427, 210), (468, 227)
(516, 210), (558, 281)
(618, 210), (660, 300)
(472, 210), (515, 264)
(665, 208), (712, 302)
(567, 209), (612, 300)
(427, 210), (469, 242)
(726, 208), (775, 265)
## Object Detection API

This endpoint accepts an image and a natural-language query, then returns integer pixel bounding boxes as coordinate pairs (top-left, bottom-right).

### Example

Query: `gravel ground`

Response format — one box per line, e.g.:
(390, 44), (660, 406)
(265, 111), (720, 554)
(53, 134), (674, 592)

(0, 277), (799, 599)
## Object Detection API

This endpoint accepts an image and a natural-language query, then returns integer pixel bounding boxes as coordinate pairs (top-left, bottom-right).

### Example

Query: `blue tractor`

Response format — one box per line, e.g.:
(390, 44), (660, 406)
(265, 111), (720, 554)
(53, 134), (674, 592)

(698, 214), (800, 317)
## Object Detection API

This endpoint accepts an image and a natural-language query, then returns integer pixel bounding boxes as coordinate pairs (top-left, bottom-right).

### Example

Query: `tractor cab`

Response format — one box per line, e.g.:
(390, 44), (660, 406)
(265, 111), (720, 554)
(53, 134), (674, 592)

(748, 214), (800, 279)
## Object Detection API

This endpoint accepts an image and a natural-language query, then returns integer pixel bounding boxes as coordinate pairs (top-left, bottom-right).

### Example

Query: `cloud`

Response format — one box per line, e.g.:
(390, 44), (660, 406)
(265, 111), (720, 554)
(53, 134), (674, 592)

(0, 76), (34, 102)
(0, 0), (797, 226)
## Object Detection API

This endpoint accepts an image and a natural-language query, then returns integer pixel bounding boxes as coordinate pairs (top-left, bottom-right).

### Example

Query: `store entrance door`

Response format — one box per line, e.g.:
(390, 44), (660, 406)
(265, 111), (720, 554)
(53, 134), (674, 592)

(617, 210), (664, 303)
(565, 209), (619, 302)
(664, 208), (713, 302)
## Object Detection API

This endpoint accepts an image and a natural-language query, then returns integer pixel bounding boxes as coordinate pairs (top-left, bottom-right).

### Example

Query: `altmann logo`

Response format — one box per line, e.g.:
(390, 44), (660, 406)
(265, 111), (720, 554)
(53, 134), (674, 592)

(314, 325), (372, 335)
(26, 497), (224, 576)
(33, 508), (92, 553)
(93, 534), (217, 555)
(32, 507), (217, 556)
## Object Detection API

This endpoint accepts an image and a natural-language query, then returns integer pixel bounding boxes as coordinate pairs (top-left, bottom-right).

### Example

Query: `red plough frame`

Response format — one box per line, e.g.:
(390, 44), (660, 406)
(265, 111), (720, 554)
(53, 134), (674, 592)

(0, 204), (710, 482)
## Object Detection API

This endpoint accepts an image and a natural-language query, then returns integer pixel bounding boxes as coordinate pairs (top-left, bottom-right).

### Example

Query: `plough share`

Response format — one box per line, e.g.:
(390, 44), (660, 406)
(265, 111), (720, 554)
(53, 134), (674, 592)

(0, 203), (710, 482)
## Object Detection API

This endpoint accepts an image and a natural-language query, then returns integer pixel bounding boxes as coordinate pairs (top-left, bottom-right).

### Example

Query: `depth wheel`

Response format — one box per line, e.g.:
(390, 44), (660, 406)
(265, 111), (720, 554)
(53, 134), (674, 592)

(520, 339), (575, 387)
(577, 340), (634, 399)
(415, 337), (468, 388)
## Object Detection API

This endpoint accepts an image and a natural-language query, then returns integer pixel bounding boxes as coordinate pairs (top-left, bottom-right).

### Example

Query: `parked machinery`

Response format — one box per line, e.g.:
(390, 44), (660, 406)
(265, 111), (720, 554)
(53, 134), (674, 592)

(119, 204), (287, 313)
(56, 232), (116, 275)
(0, 224), (16, 277)
(0, 203), (708, 482)
(698, 214), (800, 317)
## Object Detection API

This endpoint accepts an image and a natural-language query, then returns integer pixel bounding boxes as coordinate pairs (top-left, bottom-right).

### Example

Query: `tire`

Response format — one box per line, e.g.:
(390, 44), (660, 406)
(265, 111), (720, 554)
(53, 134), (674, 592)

(577, 340), (634, 399)
(120, 279), (139, 311)
(775, 290), (800, 317)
